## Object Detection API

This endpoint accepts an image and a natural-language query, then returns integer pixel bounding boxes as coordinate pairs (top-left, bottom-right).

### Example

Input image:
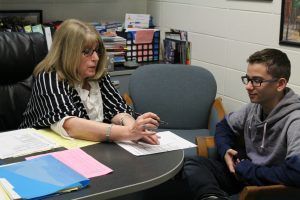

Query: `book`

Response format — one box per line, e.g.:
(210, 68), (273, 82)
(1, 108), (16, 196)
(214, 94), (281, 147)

(43, 26), (53, 50)
(163, 38), (191, 64)
(163, 39), (176, 64)
(23, 25), (32, 33)
(0, 155), (90, 199)
(32, 24), (44, 34)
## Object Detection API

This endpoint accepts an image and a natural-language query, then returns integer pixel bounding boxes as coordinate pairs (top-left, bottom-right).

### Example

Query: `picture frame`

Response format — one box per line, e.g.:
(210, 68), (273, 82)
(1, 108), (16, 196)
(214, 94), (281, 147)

(0, 10), (42, 30)
(279, 0), (300, 47)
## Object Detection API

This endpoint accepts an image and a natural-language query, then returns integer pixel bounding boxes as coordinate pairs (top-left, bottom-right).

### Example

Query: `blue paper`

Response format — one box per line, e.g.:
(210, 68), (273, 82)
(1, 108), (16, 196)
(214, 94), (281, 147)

(0, 155), (90, 199)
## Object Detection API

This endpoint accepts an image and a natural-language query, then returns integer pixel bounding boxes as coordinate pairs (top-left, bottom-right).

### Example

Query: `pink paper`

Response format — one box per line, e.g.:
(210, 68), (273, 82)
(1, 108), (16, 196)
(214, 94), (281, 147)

(26, 148), (113, 178)
(134, 29), (155, 44)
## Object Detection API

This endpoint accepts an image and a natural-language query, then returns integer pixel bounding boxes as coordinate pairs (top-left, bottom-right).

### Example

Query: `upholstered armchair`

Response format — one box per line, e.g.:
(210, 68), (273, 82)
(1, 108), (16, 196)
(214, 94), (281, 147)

(123, 63), (225, 157)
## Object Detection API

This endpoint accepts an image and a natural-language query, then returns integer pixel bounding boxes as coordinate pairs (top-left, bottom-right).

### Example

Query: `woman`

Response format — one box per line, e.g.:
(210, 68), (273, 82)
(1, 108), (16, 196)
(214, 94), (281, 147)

(20, 19), (160, 144)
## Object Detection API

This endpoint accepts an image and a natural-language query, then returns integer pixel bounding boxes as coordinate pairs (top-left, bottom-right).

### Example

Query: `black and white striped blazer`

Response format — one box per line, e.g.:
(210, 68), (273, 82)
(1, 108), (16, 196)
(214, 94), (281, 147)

(19, 71), (132, 129)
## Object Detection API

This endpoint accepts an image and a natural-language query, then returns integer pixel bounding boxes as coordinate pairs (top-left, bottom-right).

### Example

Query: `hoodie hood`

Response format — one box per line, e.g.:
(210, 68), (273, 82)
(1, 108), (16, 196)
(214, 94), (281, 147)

(259, 88), (300, 125)
(252, 88), (300, 149)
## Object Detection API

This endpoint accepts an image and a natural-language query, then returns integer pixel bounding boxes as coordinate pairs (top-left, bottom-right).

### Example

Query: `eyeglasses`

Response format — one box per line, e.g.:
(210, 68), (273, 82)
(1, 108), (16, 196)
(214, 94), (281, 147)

(241, 75), (278, 87)
(82, 47), (101, 57)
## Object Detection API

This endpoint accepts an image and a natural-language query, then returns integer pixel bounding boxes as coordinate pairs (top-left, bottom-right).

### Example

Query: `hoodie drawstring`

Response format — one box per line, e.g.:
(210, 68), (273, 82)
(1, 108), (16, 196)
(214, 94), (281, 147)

(260, 121), (267, 149)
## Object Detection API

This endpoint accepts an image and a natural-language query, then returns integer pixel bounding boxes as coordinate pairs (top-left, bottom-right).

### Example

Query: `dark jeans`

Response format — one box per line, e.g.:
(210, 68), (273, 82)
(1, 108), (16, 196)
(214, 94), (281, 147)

(141, 171), (193, 200)
(111, 161), (193, 200)
(183, 156), (244, 200)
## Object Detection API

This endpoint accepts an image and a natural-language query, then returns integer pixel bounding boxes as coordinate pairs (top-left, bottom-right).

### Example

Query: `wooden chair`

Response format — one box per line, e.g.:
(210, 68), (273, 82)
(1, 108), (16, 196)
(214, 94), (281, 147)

(196, 105), (300, 200)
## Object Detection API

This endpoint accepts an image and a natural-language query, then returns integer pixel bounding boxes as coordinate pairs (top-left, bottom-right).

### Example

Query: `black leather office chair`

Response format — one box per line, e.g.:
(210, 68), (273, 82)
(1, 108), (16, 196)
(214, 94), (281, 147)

(0, 32), (48, 132)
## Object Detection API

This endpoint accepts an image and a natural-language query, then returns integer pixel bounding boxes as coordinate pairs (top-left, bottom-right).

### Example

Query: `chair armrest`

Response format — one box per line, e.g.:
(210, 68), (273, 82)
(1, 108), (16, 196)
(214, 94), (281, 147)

(240, 184), (300, 200)
(208, 97), (226, 135)
(197, 97), (224, 157)
(123, 92), (133, 106)
(195, 136), (215, 157)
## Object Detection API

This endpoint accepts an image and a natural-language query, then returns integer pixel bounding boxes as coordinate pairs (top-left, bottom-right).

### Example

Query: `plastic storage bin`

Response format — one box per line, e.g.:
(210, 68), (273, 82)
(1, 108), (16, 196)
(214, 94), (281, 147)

(125, 30), (160, 63)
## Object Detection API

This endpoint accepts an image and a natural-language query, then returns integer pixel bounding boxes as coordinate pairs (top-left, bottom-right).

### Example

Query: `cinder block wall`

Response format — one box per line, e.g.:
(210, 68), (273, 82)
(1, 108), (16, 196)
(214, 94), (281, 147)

(1, 0), (299, 113)
(147, 0), (300, 113)
(0, 0), (147, 23)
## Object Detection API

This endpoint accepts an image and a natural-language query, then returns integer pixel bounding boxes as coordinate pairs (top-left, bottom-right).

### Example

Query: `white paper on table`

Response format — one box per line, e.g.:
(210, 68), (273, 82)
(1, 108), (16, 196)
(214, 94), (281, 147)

(0, 129), (59, 159)
(117, 131), (196, 156)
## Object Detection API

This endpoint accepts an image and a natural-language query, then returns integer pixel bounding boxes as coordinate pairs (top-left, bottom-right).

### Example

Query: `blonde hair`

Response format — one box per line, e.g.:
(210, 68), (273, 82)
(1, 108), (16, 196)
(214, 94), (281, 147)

(34, 19), (107, 85)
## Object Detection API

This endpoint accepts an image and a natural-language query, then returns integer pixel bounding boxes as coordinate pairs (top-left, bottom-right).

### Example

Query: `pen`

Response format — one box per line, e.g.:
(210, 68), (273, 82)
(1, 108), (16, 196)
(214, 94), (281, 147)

(134, 112), (168, 125)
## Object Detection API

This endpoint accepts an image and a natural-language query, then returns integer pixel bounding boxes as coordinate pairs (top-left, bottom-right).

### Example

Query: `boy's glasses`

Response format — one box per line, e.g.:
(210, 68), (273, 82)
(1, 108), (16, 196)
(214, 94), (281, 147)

(241, 75), (278, 87)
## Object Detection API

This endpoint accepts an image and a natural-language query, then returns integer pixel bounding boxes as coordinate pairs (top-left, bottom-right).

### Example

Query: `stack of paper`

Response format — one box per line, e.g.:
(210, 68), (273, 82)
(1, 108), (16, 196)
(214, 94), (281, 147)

(117, 131), (196, 156)
(101, 35), (127, 65)
(0, 129), (59, 159)
(0, 155), (90, 199)
(34, 128), (98, 149)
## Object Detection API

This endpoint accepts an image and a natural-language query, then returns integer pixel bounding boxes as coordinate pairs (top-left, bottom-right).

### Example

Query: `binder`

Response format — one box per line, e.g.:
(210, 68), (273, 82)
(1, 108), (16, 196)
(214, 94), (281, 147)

(163, 38), (191, 64)
(0, 155), (90, 199)
(163, 29), (191, 64)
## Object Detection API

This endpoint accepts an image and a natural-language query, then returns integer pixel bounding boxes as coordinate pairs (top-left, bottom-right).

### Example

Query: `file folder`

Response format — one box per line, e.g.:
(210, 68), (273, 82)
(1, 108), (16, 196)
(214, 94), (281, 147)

(0, 155), (90, 199)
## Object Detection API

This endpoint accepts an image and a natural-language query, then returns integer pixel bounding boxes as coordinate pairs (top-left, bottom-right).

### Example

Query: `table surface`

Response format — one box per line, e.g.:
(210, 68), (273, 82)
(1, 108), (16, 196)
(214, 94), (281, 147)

(5, 142), (184, 200)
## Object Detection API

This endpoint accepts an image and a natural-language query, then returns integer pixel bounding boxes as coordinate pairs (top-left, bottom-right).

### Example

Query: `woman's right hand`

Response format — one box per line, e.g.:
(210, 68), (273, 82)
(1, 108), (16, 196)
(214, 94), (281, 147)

(128, 112), (160, 144)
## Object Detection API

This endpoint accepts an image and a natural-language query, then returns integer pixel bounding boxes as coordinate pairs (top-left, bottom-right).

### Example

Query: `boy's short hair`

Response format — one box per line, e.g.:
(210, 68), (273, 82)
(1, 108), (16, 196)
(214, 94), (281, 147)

(247, 48), (291, 81)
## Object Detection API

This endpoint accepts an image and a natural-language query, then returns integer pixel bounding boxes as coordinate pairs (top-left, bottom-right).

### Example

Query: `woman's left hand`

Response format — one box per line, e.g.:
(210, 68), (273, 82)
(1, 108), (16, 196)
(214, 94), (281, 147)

(140, 134), (160, 145)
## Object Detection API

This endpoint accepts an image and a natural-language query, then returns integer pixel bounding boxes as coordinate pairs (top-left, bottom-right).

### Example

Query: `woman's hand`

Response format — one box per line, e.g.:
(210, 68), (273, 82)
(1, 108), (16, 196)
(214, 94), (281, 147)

(140, 135), (160, 145)
(128, 112), (160, 144)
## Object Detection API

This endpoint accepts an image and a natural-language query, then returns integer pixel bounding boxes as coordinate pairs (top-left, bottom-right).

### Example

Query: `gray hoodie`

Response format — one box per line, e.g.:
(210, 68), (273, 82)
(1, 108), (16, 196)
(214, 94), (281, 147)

(227, 87), (300, 166)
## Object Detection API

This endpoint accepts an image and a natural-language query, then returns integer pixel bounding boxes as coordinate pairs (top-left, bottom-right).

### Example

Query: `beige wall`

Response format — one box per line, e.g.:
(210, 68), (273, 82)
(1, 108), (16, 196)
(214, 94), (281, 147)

(1, 0), (300, 113)
(0, 0), (147, 22)
(147, 0), (300, 113)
